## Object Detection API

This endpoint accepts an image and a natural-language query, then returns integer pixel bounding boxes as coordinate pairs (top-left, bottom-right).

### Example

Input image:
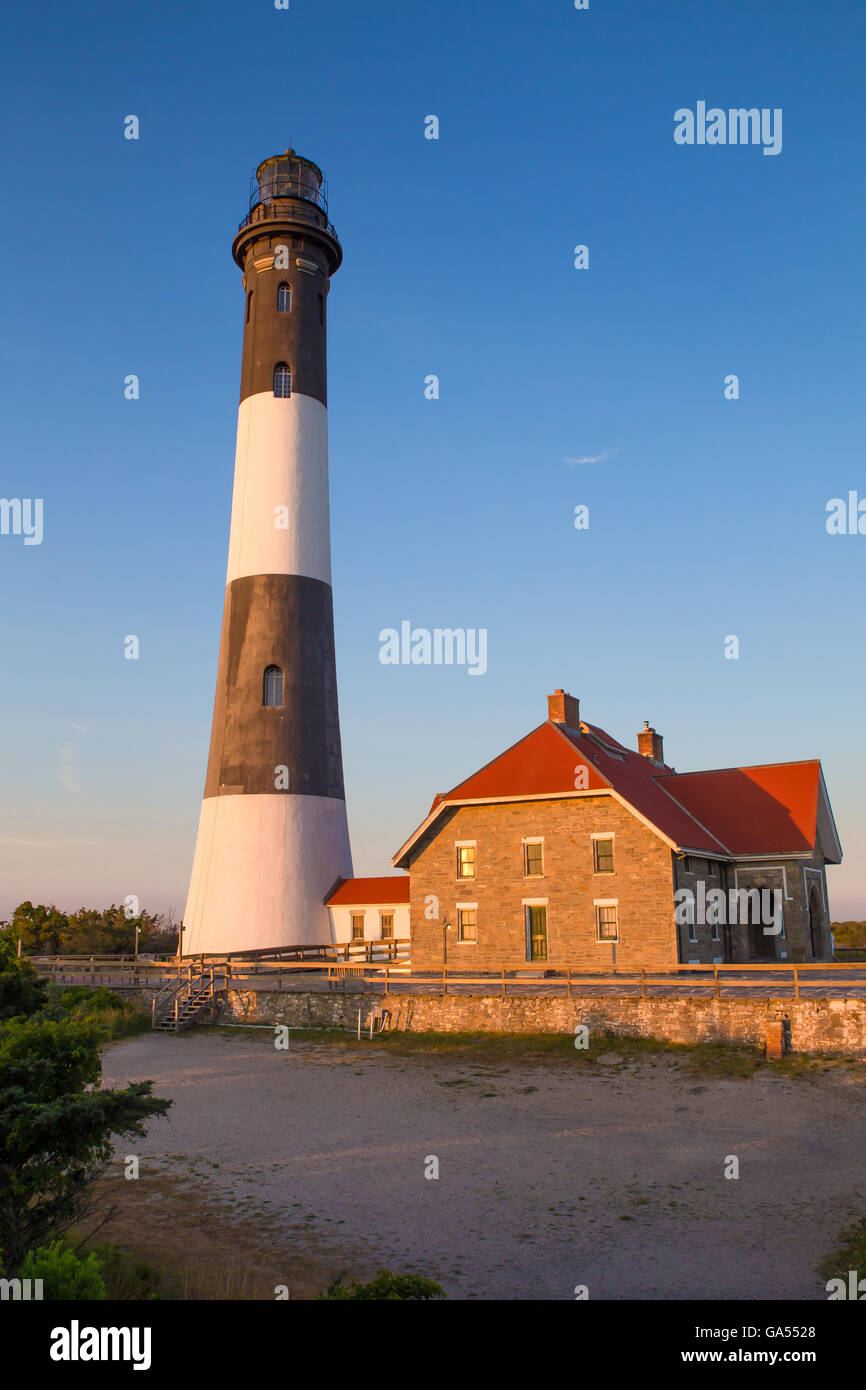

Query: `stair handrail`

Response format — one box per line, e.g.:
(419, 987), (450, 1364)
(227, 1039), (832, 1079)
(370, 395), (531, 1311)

(151, 958), (229, 1028)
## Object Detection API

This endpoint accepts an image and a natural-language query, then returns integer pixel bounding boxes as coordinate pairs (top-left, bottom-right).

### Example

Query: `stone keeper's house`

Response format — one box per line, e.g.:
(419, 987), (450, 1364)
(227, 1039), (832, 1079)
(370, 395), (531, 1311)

(331, 690), (841, 968)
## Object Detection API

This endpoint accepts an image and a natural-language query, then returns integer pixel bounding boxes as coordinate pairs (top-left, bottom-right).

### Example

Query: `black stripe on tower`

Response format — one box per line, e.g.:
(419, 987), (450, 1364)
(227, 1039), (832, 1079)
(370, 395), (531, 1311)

(237, 236), (331, 406)
(204, 574), (346, 800)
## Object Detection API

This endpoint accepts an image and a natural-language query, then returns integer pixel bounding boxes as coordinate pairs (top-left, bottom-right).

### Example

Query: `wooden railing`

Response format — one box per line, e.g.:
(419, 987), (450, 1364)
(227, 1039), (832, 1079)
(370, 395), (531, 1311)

(151, 961), (227, 1029)
(28, 954), (866, 1000)
(28, 940), (410, 988)
(319, 960), (866, 999)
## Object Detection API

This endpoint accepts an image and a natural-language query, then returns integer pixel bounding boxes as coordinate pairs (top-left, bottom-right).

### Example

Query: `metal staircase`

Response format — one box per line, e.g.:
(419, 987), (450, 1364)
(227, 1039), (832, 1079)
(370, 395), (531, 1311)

(151, 960), (227, 1033)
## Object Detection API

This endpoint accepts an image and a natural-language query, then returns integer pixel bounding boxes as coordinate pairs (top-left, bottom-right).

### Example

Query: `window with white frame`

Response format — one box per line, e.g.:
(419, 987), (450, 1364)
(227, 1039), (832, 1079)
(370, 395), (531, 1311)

(273, 362), (292, 397)
(684, 894), (697, 943)
(380, 912), (394, 940)
(593, 836), (614, 874)
(456, 843), (476, 879)
(350, 913), (365, 941)
(262, 665), (283, 707)
(523, 839), (543, 877)
(596, 902), (618, 942)
(457, 906), (477, 943)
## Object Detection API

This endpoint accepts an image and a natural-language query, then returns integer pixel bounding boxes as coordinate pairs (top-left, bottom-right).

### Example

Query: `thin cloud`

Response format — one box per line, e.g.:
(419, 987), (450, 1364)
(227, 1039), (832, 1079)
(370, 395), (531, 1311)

(563, 448), (620, 465)
(58, 745), (81, 793)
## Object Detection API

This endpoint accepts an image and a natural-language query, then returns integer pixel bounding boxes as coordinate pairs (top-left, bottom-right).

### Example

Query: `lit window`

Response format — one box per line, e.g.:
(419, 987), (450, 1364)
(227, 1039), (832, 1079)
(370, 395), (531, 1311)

(593, 838), (614, 873)
(380, 913), (394, 940)
(457, 908), (477, 942)
(456, 845), (475, 878)
(596, 905), (618, 941)
(351, 913), (364, 942)
(277, 283), (291, 312)
(526, 904), (548, 961)
(524, 841), (543, 876)
(262, 665), (283, 707)
(273, 362), (292, 397)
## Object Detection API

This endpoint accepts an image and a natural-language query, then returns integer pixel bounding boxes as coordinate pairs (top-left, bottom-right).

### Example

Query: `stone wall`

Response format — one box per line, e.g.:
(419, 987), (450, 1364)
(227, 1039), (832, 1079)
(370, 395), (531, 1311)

(213, 988), (866, 1056)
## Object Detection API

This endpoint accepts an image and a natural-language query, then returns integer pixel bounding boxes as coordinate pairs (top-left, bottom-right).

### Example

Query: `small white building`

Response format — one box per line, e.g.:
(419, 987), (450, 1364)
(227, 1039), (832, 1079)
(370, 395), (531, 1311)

(326, 875), (410, 946)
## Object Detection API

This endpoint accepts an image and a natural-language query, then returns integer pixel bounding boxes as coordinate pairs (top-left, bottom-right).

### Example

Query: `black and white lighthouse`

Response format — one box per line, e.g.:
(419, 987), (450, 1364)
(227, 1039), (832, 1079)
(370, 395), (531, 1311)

(184, 150), (352, 954)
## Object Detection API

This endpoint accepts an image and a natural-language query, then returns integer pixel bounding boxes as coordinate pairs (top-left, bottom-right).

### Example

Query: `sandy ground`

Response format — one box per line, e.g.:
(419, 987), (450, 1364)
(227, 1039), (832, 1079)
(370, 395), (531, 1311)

(99, 1030), (866, 1301)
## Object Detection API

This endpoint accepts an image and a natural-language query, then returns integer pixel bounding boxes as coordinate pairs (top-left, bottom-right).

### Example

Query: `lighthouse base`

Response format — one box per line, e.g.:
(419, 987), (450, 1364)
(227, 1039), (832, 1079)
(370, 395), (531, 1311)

(182, 792), (353, 956)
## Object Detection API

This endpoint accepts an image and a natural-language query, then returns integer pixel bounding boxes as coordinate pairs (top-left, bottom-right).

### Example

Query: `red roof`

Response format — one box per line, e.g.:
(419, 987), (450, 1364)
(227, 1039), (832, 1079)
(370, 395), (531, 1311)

(326, 875), (410, 906)
(392, 713), (837, 867)
(656, 763), (822, 855)
(442, 721), (610, 801)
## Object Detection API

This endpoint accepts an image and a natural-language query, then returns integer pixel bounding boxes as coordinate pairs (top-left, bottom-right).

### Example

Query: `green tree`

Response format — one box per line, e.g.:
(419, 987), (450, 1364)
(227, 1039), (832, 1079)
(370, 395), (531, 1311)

(0, 931), (49, 1020)
(3, 903), (70, 958)
(832, 921), (866, 949)
(0, 1014), (171, 1275)
(4, 901), (180, 958)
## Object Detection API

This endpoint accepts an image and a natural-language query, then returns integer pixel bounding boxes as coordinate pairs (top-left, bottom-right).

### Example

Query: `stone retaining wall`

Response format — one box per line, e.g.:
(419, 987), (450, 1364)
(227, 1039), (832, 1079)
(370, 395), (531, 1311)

(211, 989), (866, 1056)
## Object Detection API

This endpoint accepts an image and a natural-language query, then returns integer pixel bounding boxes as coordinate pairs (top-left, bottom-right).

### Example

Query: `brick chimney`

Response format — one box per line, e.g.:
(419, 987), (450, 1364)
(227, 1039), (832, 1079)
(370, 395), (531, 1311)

(548, 689), (580, 730)
(637, 720), (664, 764)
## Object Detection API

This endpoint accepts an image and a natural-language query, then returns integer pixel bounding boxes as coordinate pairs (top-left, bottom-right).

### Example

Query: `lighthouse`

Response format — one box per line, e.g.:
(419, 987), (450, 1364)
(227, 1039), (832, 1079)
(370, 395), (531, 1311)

(183, 150), (352, 955)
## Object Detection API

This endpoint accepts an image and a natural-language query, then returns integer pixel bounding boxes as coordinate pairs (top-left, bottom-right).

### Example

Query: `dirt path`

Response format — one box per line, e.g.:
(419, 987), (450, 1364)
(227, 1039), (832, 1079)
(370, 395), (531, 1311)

(99, 1030), (866, 1300)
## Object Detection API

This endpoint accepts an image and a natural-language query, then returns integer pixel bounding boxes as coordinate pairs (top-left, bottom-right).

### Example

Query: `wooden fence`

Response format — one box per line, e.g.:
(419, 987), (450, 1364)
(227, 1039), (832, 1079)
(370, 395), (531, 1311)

(27, 954), (866, 999)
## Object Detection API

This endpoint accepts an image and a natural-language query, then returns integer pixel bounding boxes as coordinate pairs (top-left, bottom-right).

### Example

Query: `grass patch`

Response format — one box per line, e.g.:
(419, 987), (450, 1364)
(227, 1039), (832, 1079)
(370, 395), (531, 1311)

(817, 1216), (866, 1283)
(201, 1023), (765, 1076)
(198, 1021), (865, 1079)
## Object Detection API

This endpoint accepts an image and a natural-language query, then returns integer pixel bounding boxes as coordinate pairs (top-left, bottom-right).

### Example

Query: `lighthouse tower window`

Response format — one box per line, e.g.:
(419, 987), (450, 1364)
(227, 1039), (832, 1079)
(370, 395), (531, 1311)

(262, 665), (283, 707)
(277, 283), (291, 313)
(273, 363), (292, 398)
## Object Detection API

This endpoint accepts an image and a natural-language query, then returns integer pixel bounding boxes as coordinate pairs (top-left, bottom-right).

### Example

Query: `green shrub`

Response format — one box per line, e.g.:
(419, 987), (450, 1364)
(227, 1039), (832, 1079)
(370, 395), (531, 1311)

(318, 1270), (446, 1300)
(93, 1243), (165, 1300)
(818, 1217), (866, 1282)
(42, 985), (150, 1039)
(20, 1240), (106, 1300)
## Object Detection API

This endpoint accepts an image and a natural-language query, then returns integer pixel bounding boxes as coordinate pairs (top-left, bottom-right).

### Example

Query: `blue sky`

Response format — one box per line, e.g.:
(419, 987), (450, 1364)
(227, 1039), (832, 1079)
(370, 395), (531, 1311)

(0, 0), (864, 918)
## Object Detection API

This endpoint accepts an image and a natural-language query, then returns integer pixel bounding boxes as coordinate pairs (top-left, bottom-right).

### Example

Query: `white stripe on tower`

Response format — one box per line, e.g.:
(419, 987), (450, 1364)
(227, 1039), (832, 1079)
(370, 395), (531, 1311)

(226, 393), (332, 586)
